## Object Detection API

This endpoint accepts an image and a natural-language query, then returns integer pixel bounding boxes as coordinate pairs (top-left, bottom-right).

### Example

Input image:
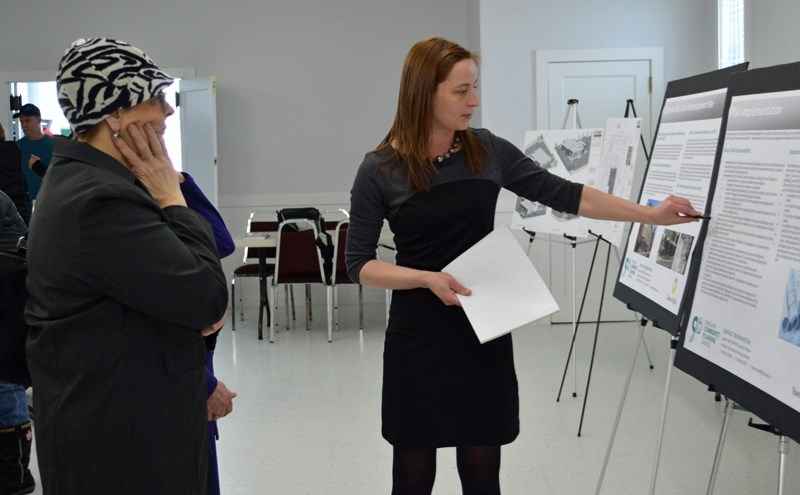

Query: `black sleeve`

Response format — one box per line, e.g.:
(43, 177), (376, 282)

(490, 133), (584, 214)
(31, 160), (47, 177)
(77, 184), (228, 330)
(345, 157), (387, 283)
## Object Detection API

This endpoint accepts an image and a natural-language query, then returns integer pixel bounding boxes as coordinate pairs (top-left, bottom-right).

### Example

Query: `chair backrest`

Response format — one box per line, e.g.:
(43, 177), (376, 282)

(273, 219), (327, 285)
(243, 212), (278, 263)
(331, 219), (355, 285)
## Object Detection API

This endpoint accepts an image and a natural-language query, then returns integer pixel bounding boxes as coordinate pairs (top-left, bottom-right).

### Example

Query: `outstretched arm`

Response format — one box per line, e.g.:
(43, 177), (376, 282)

(577, 186), (701, 226)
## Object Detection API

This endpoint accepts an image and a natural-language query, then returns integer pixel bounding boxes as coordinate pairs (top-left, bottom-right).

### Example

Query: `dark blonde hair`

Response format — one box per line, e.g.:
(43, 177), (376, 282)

(377, 37), (487, 192)
(0, 122), (5, 141)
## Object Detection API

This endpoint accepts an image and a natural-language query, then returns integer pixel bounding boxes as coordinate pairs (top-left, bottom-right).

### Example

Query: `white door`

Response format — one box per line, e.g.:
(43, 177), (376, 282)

(179, 76), (218, 206)
(534, 49), (662, 323)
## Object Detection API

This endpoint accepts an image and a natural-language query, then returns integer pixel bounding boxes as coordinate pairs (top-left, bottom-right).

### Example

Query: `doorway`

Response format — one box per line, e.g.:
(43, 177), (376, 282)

(533, 48), (663, 323)
(6, 78), (184, 171)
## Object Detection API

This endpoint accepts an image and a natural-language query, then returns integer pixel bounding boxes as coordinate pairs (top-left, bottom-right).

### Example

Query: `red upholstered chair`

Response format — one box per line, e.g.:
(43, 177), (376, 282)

(269, 219), (331, 343)
(330, 219), (363, 332)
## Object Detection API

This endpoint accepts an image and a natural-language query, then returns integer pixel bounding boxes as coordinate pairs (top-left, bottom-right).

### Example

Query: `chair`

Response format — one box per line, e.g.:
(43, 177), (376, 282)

(270, 219), (331, 343)
(330, 219), (363, 332)
(230, 213), (285, 338)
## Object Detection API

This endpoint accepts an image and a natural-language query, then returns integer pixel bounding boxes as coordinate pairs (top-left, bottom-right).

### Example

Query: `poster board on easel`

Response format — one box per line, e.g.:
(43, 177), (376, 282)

(612, 63), (749, 334)
(510, 118), (642, 246)
(674, 61), (800, 443)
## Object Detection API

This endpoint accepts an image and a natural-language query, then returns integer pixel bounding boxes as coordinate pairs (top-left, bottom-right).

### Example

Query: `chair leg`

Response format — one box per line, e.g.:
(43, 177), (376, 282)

(358, 284), (364, 330)
(304, 284), (311, 331)
(230, 279), (236, 332)
(239, 280), (245, 321)
(285, 284), (291, 330)
(289, 286), (296, 321)
(270, 284), (277, 343)
(258, 273), (270, 341)
(333, 284), (339, 332)
(306, 283), (313, 322)
(326, 285), (333, 342)
(265, 276), (271, 328)
(385, 288), (392, 328)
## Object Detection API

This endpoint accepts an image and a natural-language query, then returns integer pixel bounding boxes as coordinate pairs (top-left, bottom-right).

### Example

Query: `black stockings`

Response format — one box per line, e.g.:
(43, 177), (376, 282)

(456, 445), (501, 494)
(392, 447), (437, 495)
(392, 445), (501, 495)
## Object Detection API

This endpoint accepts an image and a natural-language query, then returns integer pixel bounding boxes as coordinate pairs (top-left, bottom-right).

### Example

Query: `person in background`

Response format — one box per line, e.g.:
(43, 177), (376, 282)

(0, 123), (31, 225)
(180, 171), (238, 495)
(0, 189), (34, 495)
(13, 104), (52, 205)
(345, 36), (701, 495)
(25, 38), (228, 494)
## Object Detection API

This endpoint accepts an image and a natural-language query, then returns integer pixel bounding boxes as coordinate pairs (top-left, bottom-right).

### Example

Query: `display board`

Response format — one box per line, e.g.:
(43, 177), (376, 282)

(675, 61), (800, 443)
(510, 118), (641, 246)
(612, 63), (749, 333)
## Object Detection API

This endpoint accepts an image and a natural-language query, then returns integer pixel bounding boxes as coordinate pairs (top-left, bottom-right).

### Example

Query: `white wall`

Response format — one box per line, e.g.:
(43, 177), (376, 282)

(748, 0), (800, 69)
(3, 0), (797, 306)
(478, 0), (717, 152)
(0, 0), (474, 216)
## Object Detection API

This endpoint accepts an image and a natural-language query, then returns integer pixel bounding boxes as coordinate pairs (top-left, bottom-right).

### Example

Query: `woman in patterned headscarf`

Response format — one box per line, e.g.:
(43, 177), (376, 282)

(26, 38), (229, 494)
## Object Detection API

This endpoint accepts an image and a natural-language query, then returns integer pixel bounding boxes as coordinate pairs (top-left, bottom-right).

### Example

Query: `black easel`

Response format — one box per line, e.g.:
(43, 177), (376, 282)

(624, 99), (651, 162)
(555, 230), (613, 436)
(556, 99), (656, 434)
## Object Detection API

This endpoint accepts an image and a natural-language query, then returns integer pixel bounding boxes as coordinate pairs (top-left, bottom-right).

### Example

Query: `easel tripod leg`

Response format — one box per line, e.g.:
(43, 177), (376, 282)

(594, 319), (646, 494)
(649, 336), (679, 495)
(577, 238), (611, 437)
(557, 236), (599, 403)
(706, 398), (736, 495)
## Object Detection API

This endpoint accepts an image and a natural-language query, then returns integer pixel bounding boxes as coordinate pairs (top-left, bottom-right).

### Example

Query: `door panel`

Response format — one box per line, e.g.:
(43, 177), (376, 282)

(179, 76), (218, 206)
(538, 55), (657, 323)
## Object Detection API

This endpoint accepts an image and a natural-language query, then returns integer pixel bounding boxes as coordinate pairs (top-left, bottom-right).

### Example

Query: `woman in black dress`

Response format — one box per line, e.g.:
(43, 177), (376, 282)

(345, 37), (700, 495)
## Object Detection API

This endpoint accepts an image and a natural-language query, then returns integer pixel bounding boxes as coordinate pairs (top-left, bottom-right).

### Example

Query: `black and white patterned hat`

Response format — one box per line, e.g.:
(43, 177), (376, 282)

(57, 38), (174, 135)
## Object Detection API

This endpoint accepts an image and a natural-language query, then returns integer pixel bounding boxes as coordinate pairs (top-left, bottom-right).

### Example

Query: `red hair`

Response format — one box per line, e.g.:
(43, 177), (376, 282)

(377, 37), (486, 192)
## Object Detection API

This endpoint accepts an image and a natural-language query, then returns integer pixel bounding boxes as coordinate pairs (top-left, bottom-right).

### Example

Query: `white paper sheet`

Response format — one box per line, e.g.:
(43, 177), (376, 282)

(443, 225), (559, 343)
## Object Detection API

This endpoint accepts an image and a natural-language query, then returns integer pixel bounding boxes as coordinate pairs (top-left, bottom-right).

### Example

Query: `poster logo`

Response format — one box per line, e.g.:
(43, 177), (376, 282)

(689, 315), (703, 342)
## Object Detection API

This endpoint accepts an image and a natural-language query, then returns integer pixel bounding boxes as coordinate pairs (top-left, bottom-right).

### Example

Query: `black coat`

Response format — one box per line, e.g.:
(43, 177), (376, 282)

(0, 190), (29, 386)
(25, 139), (228, 494)
(0, 141), (30, 224)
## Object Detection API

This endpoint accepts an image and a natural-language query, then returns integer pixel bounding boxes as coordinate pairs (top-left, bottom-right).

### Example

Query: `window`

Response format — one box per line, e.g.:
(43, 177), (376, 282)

(718, 0), (746, 68)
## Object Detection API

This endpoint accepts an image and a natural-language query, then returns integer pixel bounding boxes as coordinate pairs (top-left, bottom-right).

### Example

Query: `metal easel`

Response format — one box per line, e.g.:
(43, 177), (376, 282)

(556, 99), (654, 414)
(703, 399), (792, 495)
(521, 99), (586, 399)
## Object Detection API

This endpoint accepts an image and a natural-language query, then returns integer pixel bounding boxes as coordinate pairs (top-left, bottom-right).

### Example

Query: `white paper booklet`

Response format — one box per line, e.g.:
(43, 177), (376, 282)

(443, 225), (559, 343)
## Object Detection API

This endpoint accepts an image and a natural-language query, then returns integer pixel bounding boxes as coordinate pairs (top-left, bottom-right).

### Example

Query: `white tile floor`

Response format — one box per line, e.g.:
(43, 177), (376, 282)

(28, 296), (800, 494)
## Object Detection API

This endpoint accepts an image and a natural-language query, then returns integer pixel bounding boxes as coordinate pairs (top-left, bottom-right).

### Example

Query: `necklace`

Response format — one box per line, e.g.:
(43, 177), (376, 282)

(431, 136), (460, 163)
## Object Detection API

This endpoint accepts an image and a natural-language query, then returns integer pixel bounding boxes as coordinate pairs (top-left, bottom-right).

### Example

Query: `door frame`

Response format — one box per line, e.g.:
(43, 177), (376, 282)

(1, 67), (196, 139)
(533, 47), (664, 135)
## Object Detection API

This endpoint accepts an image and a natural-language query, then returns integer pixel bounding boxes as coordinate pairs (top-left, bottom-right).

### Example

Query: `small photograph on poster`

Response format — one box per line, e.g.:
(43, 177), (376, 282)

(555, 131), (596, 174)
(656, 229), (695, 275)
(515, 198), (547, 219)
(524, 135), (556, 169)
(633, 198), (661, 258)
(779, 268), (800, 347)
(634, 222), (656, 257)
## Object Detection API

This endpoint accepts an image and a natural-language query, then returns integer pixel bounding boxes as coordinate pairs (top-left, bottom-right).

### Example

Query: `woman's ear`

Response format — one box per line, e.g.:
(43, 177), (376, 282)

(104, 110), (122, 137)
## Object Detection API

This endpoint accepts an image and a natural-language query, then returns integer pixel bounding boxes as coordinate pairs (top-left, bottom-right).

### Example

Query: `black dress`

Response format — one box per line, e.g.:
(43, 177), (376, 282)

(346, 128), (583, 448)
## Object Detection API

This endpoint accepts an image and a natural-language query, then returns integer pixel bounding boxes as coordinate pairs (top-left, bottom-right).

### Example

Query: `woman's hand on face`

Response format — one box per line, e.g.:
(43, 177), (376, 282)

(113, 122), (187, 208)
(426, 271), (471, 306)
